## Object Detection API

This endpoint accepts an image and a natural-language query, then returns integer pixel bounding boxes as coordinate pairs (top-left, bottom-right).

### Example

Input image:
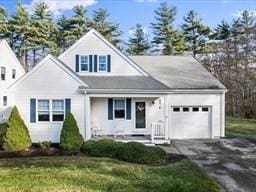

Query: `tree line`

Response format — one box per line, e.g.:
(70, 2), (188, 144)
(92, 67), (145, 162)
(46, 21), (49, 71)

(0, 2), (255, 118)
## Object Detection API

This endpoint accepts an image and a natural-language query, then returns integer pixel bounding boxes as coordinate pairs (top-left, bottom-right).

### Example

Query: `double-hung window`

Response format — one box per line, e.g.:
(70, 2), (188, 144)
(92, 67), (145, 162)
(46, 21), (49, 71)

(52, 100), (64, 121)
(38, 100), (50, 121)
(114, 99), (125, 119)
(80, 55), (89, 71)
(12, 69), (16, 79)
(98, 55), (107, 72)
(1, 67), (6, 80)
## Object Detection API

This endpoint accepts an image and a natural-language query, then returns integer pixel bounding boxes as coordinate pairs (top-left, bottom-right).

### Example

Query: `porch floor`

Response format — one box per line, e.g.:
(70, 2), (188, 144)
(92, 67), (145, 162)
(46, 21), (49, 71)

(91, 135), (154, 145)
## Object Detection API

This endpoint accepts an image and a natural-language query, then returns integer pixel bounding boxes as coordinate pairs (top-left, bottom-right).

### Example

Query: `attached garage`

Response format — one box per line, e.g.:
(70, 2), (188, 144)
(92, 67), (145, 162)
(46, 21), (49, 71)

(169, 106), (212, 139)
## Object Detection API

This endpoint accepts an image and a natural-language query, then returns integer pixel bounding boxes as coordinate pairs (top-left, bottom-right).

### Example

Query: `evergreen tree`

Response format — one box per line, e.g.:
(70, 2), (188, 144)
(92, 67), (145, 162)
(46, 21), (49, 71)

(181, 10), (210, 57)
(57, 15), (72, 52)
(211, 20), (231, 40)
(151, 2), (179, 55)
(0, 6), (9, 40)
(89, 8), (122, 46)
(127, 24), (150, 55)
(30, 2), (58, 66)
(2, 106), (32, 151)
(9, 4), (32, 70)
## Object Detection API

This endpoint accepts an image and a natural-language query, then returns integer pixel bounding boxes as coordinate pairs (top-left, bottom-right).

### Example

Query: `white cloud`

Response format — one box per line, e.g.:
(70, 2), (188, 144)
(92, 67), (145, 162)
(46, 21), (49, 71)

(134, 0), (158, 3)
(232, 10), (256, 18)
(25, 0), (97, 16)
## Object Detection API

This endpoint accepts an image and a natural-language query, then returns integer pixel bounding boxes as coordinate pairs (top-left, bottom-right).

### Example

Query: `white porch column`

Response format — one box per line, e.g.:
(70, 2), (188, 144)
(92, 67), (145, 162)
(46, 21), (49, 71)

(221, 92), (225, 137)
(85, 95), (91, 140)
(164, 95), (169, 140)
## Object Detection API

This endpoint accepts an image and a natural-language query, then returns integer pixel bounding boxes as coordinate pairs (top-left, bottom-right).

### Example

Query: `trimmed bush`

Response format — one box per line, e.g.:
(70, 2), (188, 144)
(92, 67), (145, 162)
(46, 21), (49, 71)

(2, 106), (32, 151)
(81, 139), (123, 158)
(117, 142), (167, 165)
(0, 123), (7, 148)
(60, 113), (83, 152)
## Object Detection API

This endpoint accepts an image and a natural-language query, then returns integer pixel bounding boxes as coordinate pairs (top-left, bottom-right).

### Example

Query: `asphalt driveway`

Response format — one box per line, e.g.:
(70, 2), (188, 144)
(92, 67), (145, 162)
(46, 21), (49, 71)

(162, 138), (256, 192)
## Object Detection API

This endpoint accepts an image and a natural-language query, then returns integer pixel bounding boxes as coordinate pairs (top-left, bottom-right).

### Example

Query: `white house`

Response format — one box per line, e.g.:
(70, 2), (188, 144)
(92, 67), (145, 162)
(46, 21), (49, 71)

(0, 39), (25, 123)
(6, 29), (227, 144)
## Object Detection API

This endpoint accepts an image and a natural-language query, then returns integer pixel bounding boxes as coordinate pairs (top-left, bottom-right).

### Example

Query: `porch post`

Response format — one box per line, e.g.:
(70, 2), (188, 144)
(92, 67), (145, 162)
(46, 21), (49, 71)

(85, 95), (91, 140)
(164, 95), (169, 140)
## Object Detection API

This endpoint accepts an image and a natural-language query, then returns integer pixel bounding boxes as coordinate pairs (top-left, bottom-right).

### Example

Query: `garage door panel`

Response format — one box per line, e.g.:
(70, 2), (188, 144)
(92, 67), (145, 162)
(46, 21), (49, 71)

(170, 106), (211, 139)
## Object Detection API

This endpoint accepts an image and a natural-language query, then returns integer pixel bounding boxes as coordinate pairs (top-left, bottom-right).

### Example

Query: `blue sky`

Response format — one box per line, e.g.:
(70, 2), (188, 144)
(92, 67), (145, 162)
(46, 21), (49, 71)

(0, 0), (255, 40)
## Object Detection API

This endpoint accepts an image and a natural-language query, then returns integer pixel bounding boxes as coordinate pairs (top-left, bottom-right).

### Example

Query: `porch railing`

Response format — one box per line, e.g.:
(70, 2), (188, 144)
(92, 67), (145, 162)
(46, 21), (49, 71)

(151, 121), (165, 143)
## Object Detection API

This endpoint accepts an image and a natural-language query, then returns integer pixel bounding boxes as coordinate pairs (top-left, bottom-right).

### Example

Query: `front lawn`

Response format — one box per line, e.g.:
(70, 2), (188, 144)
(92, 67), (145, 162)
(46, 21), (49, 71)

(226, 117), (256, 140)
(0, 156), (221, 192)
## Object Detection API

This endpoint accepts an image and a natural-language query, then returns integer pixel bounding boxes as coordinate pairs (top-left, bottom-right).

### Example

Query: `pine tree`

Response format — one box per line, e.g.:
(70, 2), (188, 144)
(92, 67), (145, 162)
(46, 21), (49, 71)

(127, 24), (150, 55)
(181, 10), (210, 57)
(151, 2), (178, 55)
(89, 8), (122, 46)
(57, 15), (71, 52)
(9, 4), (32, 70)
(0, 6), (9, 40)
(211, 20), (231, 40)
(30, 2), (58, 66)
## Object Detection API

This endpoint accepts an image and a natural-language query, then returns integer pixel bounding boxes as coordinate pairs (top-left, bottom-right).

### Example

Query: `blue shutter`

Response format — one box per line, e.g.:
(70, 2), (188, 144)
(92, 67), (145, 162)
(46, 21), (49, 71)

(126, 98), (131, 120)
(108, 98), (113, 120)
(30, 98), (36, 123)
(94, 55), (98, 72)
(89, 55), (93, 72)
(65, 99), (71, 115)
(107, 55), (111, 72)
(75, 55), (79, 72)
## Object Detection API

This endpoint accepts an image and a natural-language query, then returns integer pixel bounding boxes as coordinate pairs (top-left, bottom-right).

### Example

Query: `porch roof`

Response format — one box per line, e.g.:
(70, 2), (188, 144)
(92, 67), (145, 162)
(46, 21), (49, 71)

(78, 76), (170, 91)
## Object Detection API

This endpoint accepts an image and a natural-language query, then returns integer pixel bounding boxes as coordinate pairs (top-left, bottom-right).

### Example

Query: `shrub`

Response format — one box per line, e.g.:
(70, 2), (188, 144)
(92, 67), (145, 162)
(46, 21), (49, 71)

(60, 113), (83, 152)
(37, 141), (52, 150)
(2, 106), (32, 151)
(0, 123), (7, 148)
(81, 139), (123, 158)
(81, 140), (97, 154)
(117, 142), (167, 165)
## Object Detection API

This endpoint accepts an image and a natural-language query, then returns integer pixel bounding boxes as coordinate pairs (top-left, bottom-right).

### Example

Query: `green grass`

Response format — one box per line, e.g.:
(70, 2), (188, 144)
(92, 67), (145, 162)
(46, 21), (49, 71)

(0, 156), (221, 192)
(226, 116), (256, 140)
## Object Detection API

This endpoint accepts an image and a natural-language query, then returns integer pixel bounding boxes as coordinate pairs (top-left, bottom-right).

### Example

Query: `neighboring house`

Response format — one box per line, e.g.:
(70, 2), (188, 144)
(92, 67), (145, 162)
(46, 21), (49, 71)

(0, 39), (25, 123)
(7, 29), (227, 144)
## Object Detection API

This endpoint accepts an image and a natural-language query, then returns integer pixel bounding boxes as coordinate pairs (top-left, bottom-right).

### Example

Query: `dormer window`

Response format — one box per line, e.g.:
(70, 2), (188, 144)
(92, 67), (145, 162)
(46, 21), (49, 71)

(80, 55), (89, 71)
(98, 55), (107, 72)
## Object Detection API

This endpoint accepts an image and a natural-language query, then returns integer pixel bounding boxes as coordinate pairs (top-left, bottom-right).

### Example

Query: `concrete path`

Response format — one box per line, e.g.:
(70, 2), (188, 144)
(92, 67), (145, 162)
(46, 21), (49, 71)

(162, 138), (256, 192)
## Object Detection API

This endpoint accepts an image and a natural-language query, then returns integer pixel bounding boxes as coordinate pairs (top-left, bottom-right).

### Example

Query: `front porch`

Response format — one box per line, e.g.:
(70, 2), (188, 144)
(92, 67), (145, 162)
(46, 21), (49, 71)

(85, 95), (169, 144)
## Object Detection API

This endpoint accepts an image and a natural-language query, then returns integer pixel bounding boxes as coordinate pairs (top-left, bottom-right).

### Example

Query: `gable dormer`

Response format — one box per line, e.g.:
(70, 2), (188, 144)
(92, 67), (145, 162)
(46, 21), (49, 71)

(59, 29), (148, 76)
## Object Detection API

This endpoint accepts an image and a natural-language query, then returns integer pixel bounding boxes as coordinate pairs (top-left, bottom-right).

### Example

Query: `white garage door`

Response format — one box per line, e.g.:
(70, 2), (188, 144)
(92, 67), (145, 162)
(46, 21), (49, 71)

(169, 106), (211, 139)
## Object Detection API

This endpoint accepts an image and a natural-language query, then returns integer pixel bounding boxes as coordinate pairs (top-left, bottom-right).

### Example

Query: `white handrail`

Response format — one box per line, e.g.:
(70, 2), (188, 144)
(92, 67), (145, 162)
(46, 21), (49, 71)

(151, 122), (165, 143)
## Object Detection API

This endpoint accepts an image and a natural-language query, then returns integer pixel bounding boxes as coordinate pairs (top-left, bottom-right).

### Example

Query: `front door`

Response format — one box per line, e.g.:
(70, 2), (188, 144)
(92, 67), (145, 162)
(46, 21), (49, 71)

(135, 101), (146, 129)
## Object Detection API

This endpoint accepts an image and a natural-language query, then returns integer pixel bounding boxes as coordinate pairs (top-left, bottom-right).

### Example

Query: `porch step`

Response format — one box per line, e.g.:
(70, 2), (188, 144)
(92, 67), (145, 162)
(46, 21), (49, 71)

(115, 139), (155, 146)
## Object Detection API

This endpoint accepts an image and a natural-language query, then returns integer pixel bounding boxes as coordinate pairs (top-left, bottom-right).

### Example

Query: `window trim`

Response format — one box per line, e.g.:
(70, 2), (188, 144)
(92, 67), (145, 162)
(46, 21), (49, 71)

(97, 55), (108, 72)
(36, 99), (65, 123)
(79, 55), (89, 72)
(113, 98), (126, 119)
(1, 67), (6, 81)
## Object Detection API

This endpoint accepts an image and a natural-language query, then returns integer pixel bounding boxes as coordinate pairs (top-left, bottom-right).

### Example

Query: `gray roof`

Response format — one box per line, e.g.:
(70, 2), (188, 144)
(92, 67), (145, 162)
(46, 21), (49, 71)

(79, 76), (169, 90)
(130, 56), (226, 90)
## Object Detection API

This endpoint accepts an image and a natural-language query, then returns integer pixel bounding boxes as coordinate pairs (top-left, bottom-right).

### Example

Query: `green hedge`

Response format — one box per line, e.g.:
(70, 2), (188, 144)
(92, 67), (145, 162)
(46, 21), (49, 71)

(82, 140), (167, 165)
(0, 123), (7, 148)
(2, 106), (32, 151)
(81, 139), (123, 158)
(117, 142), (167, 165)
(60, 113), (84, 152)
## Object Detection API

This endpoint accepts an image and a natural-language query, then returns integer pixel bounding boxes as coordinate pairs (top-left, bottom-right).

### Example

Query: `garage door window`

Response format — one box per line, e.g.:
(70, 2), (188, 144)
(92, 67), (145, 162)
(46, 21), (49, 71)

(192, 107), (199, 112)
(183, 107), (189, 112)
(173, 107), (180, 112)
(202, 107), (209, 112)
